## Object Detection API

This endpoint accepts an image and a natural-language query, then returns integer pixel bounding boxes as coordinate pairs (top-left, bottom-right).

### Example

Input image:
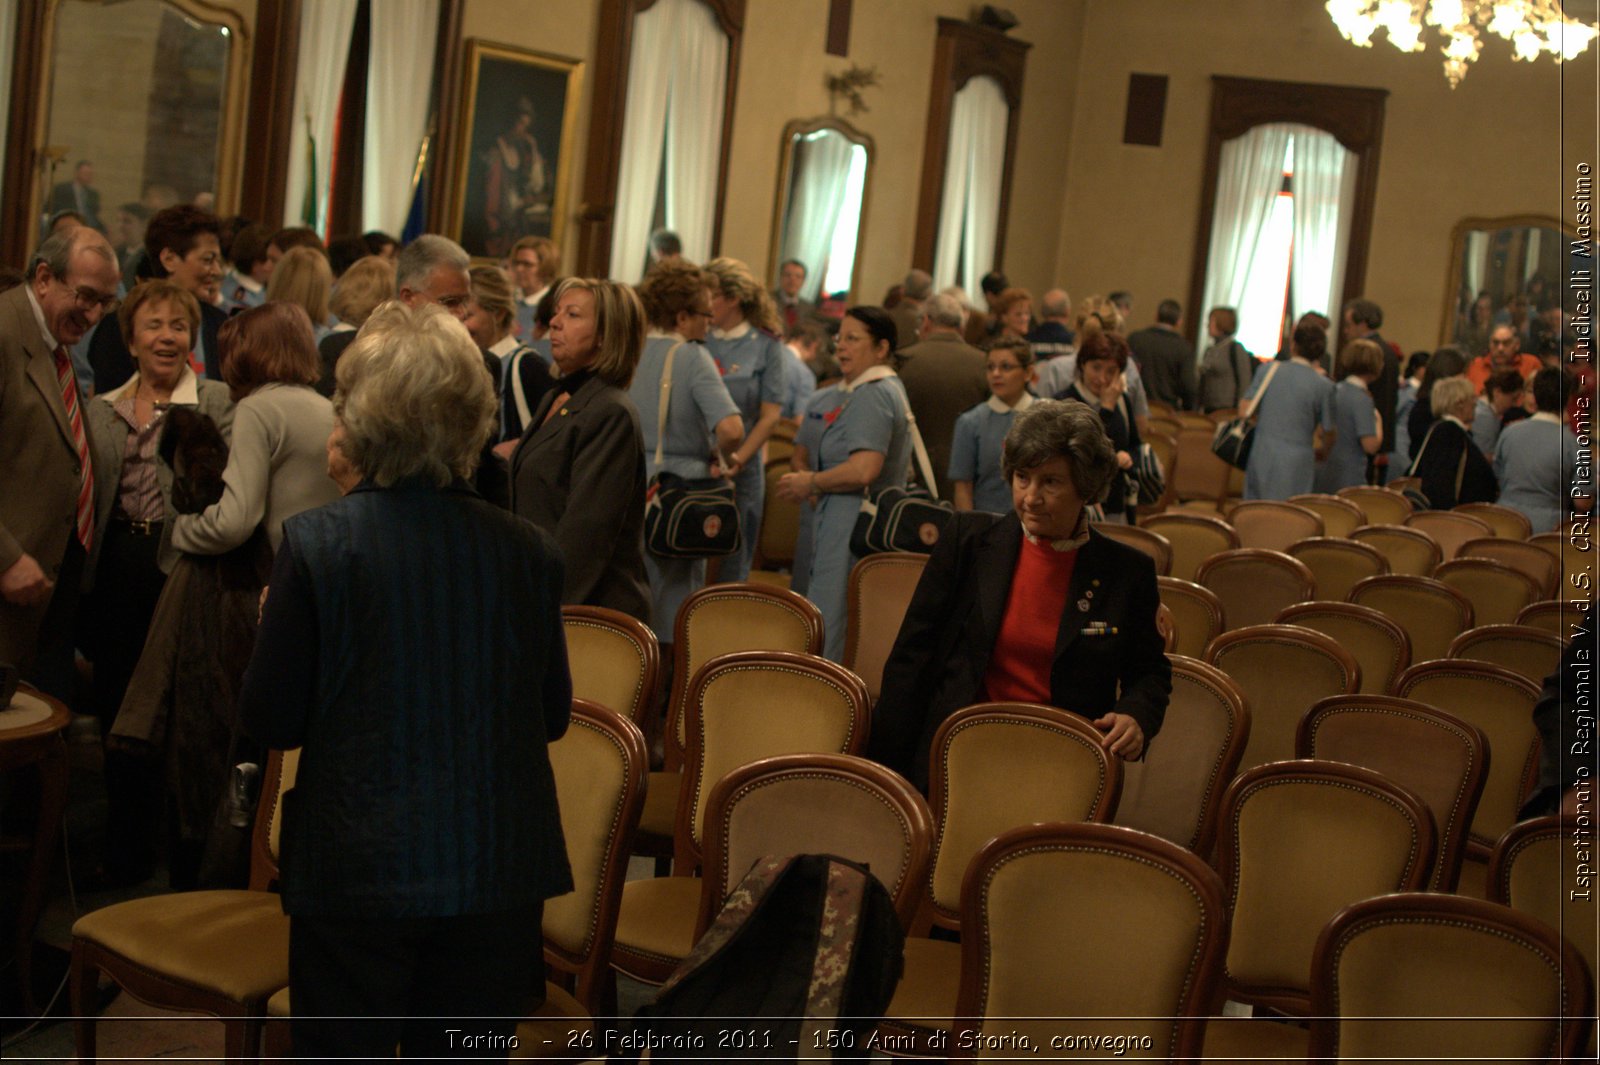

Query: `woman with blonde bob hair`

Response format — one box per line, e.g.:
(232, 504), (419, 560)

(510, 277), (650, 619)
(265, 245), (336, 339)
(318, 254), (396, 396)
(240, 299), (573, 1059)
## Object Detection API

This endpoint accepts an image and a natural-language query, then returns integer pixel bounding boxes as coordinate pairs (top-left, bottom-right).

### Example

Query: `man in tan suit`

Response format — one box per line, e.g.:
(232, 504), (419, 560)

(1, 227), (119, 695)
(895, 292), (988, 501)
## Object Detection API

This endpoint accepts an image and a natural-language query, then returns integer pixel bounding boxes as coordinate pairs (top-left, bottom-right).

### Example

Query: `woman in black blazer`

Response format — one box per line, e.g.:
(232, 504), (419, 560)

(870, 399), (1171, 791)
(509, 277), (651, 622)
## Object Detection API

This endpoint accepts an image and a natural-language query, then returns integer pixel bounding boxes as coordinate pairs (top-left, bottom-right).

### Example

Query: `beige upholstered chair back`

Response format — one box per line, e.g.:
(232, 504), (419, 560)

(1196, 548), (1317, 630)
(1157, 577), (1225, 659)
(927, 704), (1120, 928)
(1514, 598), (1565, 634)
(1143, 430), (1178, 511)
(1205, 625), (1358, 771)
(1170, 426), (1233, 509)
(844, 552), (927, 702)
(1533, 529), (1594, 599)
(1229, 500), (1324, 552)
(1275, 601), (1411, 695)
(1288, 493), (1365, 538)
(1405, 509), (1493, 561)
(951, 824), (1227, 1061)
(1453, 501), (1533, 540)
(562, 606), (660, 728)
(1142, 512), (1238, 582)
(1215, 760), (1435, 1011)
(1336, 485), (1413, 525)
(1349, 522), (1441, 576)
(1434, 557), (1542, 626)
(1347, 574), (1473, 663)
(1090, 522), (1173, 575)
(1489, 816), (1600, 1057)
(757, 458), (801, 567)
(1115, 656), (1248, 855)
(1394, 660), (1541, 853)
(1458, 536), (1559, 597)
(667, 583), (824, 761)
(1297, 696), (1486, 892)
(679, 651), (869, 866)
(1447, 624), (1564, 684)
(1307, 894), (1591, 1062)
(258, 747), (301, 890)
(543, 700), (647, 1009)
(1286, 536), (1389, 601)
(700, 754), (933, 934)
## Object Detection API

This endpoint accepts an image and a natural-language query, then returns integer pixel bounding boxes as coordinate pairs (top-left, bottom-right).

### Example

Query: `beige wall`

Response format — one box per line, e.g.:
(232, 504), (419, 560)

(1053, 0), (1596, 349)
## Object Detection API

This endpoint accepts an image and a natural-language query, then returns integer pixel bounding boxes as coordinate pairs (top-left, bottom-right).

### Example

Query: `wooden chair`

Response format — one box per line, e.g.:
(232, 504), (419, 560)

(697, 753), (933, 936)
(1, 684), (71, 1016)
(1529, 530), (1563, 558)
(1155, 602), (1178, 652)
(880, 704), (1121, 1052)
(1287, 536), (1389, 601)
(1200, 760), (1435, 1063)
(1141, 512), (1238, 582)
(1336, 484), (1414, 525)
(1306, 894), (1592, 1062)
(1195, 548), (1316, 630)
(1297, 696), (1487, 892)
(1405, 508), (1494, 561)
(638, 584), (824, 869)
(1393, 660), (1542, 866)
(1348, 574), (1474, 664)
(753, 456), (801, 570)
(1434, 556), (1543, 626)
(1142, 429), (1179, 512)
(950, 824), (1228, 1062)
(1458, 535), (1560, 597)
(1514, 598), (1566, 634)
(1228, 499), (1324, 552)
(1454, 501), (1534, 539)
(1205, 624), (1359, 772)
(1090, 522), (1173, 575)
(1349, 522), (1442, 576)
(1488, 816), (1600, 1057)
(1157, 577), (1225, 660)
(1533, 528), (1593, 602)
(1170, 425), (1232, 510)
(72, 749), (299, 1062)
(562, 605), (661, 728)
(1288, 492), (1366, 538)
(1448, 624), (1564, 684)
(610, 651), (869, 984)
(1114, 655), (1249, 855)
(843, 551), (927, 703)
(1273, 600), (1409, 695)
(1384, 474), (1421, 495)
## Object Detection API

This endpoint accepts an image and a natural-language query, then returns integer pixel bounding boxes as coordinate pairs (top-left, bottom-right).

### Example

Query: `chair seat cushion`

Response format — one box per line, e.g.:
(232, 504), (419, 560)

(883, 936), (960, 1029)
(639, 771), (680, 838)
(1201, 1015), (1311, 1060)
(72, 890), (289, 1003)
(612, 877), (700, 970)
(512, 983), (591, 1057)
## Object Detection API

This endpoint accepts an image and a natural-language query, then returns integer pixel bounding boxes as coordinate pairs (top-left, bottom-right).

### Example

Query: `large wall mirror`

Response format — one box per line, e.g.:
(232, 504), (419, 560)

(1442, 215), (1575, 355)
(27, 0), (247, 241)
(767, 117), (873, 304)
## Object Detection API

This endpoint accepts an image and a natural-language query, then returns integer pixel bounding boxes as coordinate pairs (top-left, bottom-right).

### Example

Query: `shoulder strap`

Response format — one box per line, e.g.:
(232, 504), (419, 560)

(1407, 422), (1441, 478)
(654, 341), (684, 468)
(1244, 359), (1281, 422)
(509, 348), (533, 431)
(907, 409), (939, 500)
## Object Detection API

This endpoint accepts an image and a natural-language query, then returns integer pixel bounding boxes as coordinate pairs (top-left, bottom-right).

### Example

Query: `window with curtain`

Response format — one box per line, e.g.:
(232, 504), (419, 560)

(931, 74), (1009, 294)
(776, 130), (866, 302)
(609, 0), (729, 280)
(1200, 122), (1356, 357)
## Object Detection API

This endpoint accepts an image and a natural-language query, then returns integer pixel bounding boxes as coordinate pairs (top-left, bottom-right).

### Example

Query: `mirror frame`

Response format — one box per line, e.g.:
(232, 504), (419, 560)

(766, 115), (875, 305)
(22, 0), (250, 236)
(1439, 213), (1576, 346)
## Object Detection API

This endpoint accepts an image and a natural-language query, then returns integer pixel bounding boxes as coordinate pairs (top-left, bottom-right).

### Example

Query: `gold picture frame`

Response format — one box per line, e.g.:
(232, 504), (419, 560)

(449, 39), (583, 261)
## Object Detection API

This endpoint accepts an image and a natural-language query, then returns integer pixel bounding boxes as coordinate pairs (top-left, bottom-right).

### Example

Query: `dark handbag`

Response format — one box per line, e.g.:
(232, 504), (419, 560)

(850, 401), (952, 556)
(1210, 360), (1279, 470)
(1402, 422), (1467, 510)
(1133, 443), (1165, 505)
(645, 472), (741, 558)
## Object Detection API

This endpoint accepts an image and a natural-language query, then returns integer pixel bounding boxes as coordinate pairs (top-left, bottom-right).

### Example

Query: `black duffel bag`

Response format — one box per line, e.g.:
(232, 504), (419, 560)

(644, 472), (741, 559)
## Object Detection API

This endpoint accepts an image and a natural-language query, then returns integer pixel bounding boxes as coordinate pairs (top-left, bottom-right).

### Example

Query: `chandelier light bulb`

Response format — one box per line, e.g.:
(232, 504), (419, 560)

(1326, 0), (1597, 84)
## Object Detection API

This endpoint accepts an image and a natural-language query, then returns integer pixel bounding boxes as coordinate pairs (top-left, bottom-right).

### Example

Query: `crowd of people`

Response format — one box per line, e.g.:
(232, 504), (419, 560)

(1, 207), (1589, 1055)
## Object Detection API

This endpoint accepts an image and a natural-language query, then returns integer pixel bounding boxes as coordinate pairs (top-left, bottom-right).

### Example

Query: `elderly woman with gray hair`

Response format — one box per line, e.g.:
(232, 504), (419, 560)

(240, 300), (572, 1058)
(1408, 375), (1498, 509)
(870, 398), (1171, 791)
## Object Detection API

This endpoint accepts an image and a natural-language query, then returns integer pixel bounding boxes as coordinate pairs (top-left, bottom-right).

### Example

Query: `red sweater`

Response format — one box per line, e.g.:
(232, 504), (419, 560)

(982, 536), (1078, 704)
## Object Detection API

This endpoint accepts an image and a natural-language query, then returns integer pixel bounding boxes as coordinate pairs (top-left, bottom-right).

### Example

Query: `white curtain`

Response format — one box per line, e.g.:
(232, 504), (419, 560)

(609, 0), (728, 280)
(363, 0), (438, 237)
(1525, 228), (1541, 282)
(1464, 230), (1487, 297)
(284, 0), (358, 234)
(1288, 125), (1353, 320)
(932, 76), (1008, 292)
(779, 132), (854, 302)
(1200, 123), (1294, 330)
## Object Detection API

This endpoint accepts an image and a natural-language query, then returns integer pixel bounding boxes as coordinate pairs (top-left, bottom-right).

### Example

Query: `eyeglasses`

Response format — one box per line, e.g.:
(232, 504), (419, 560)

(66, 282), (117, 313)
(434, 293), (472, 311)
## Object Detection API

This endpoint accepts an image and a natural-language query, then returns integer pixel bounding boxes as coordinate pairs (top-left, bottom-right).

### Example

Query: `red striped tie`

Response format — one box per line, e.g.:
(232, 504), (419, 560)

(53, 346), (94, 551)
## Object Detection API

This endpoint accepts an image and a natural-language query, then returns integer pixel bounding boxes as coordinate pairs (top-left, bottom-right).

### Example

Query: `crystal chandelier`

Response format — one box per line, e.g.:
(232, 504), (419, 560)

(1325, 1), (1598, 86)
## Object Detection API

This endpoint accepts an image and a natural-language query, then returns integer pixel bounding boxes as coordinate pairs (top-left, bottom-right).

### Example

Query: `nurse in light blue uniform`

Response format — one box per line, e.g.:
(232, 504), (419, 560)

(1494, 366), (1582, 534)
(950, 338), (1038, 514)
(704, 258), (787, 582)
(1315, 339), (1384, 494)
(778, 308), (911, 662)
(1241, 323), (1335, 500)
(790, 389), (830, 597)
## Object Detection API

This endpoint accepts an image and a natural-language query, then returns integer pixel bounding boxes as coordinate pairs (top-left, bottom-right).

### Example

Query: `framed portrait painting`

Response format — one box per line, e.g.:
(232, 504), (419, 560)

(450, 40), (582, 260)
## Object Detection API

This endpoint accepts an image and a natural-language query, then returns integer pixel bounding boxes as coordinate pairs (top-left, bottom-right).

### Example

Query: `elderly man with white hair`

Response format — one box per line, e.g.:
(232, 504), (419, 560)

(895, 291), (988, 500)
